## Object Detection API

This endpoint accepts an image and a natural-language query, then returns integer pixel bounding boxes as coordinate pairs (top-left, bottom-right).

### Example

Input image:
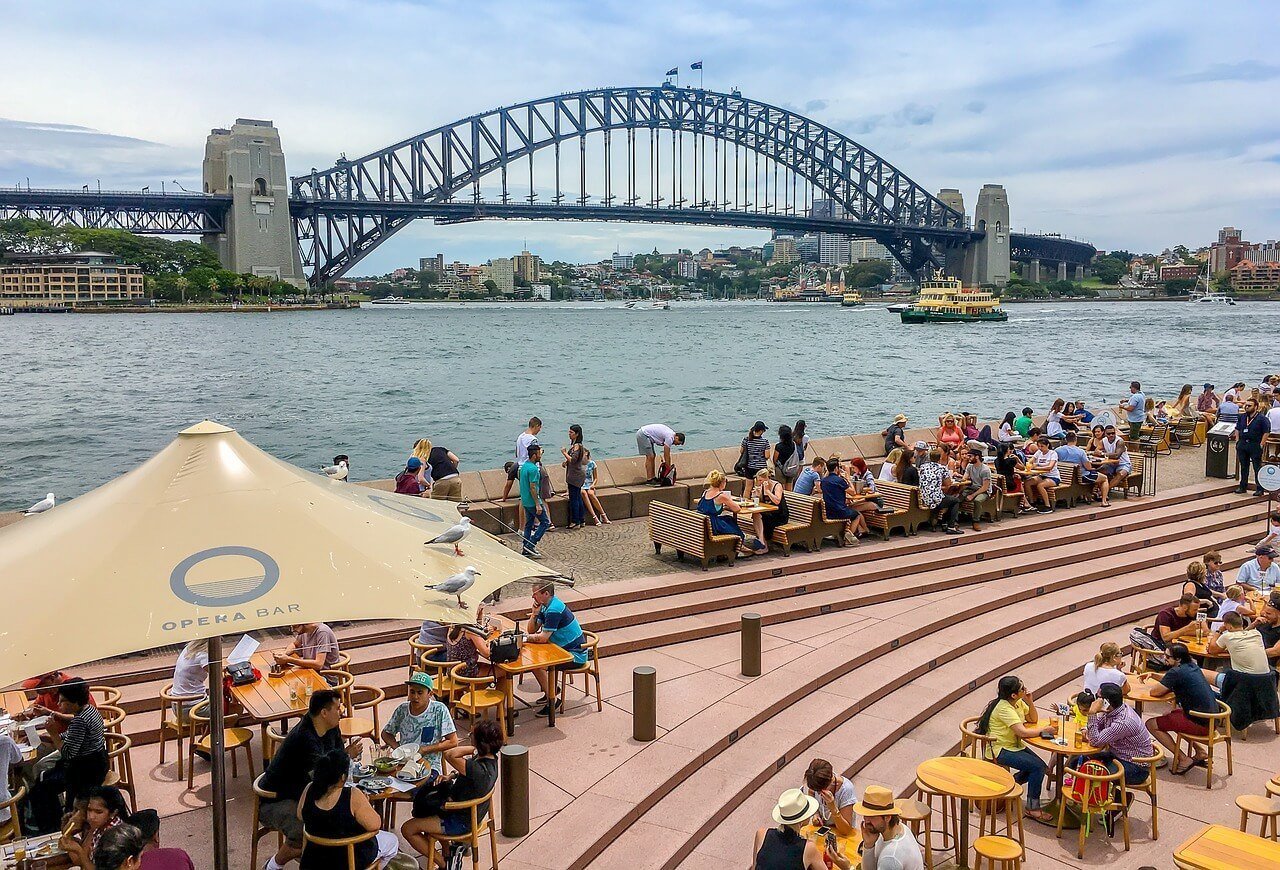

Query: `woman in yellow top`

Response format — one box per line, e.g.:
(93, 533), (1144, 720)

(976, 676), (1056, 822)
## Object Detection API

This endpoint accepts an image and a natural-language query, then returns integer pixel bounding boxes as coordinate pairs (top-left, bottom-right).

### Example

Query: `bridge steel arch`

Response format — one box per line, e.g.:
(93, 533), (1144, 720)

(290, 86), (971, 286)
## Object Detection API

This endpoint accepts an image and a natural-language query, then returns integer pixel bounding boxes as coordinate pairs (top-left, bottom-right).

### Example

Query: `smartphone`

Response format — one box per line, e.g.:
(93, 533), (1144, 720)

(816, 825), (832, 837)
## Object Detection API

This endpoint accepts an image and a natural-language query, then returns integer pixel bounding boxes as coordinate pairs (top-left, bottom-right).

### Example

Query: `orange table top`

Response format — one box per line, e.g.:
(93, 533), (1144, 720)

(1174, 823), (1280, 869)
(800, 823), (861, 868)
(484, 616), (576, 675)
(916, 756), (1015, 801)
(0, 690), (32, 717)
(228, 652), (329, 722)
(1125, 680), (1172, 705)
(732, 498), (778, 515)
(1023, 710), (1103, 758)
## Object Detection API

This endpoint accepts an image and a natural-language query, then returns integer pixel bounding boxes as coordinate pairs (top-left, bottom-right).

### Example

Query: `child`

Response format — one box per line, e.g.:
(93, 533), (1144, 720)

(580, 448), (611, 525)
(1257, 511), (1280, 550)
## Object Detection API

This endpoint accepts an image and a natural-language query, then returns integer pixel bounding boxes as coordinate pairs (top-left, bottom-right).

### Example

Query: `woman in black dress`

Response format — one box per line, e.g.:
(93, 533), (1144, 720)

(298, 750), (400, 869)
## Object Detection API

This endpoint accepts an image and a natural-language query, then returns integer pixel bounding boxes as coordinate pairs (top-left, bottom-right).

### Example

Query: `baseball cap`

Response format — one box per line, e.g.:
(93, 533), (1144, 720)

(406, 671), (435, 689)
(406, 457), (423, 471)
(913, 441), (929, 450)
(1255, 545), (1277, 557)
(1203, 383), (1214, 390)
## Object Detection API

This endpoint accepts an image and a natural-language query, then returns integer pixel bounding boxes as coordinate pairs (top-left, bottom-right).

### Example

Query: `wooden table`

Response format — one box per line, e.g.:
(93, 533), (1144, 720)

(228, 652), (330, 738)
(358, 770), (434, 827)
(1174, 823), (1280, 869)
(800, 822), (861, 869)
(485, 616), (576, 730)
(1024, 708), (1104, 829)
(1125, 678), (1173, 714)
(916, 756), (1015, 870)
(1, 689), (48, 762)
(1, 832), (71, 868)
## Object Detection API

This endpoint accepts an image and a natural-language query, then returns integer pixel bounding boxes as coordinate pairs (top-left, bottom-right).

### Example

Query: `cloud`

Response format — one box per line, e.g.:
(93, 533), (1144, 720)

(804, 99), (828, 112)
(963, 100), (986, 114)
(1178, 61), (1280, 83)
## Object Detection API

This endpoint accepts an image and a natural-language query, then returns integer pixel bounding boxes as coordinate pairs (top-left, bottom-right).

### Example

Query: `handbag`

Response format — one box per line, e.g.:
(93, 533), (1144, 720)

(733, 444), (749, 477)
(488, 629), (522, 665)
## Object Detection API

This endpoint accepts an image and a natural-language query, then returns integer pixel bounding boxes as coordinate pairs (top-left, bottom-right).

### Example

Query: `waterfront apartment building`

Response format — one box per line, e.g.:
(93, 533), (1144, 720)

(677, 259), (698, 279)
(514, 250), (540, 282)
(0, 251), (145, 308)
(483, 258), (515, 294)
(1159, 263), (1200, 282)
(770, 237), (799, 264)
(818, 233), (851, 265)
(611, 252), (635, 270)
(419, 254), (444, 275)
(850, 237), (891, 262)
(1229, 260), (1280, 292)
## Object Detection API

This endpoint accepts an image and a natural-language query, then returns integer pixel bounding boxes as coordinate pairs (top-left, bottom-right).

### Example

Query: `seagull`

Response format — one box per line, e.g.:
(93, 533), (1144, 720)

(425, 516), (471, 557)
(321, 460), (349, 481)
(24, 493), (54, 516)
(427, 566), (480, 607)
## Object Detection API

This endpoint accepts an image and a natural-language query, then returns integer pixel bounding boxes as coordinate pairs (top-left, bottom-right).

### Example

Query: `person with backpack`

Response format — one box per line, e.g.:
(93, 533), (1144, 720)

(402, 719), (503, 867)
(773, 424), (801, 489)
(1081, 683), (1155, 786)
(636, 423), (685, 484)
(975, 676), (1055, 822)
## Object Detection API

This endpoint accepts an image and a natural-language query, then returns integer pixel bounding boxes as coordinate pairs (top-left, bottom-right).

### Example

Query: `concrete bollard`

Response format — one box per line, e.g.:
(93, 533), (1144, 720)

(633, 666), (657, 742)
(741, 612), (762, 677)
(500, 744), (530, 837)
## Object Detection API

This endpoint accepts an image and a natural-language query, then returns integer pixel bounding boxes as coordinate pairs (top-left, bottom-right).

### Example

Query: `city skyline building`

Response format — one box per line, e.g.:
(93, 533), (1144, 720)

(514, 249), (540, 282)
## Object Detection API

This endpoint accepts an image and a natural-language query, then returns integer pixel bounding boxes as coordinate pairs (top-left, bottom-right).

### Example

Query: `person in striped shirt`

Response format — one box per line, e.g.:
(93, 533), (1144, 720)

(1082, 683), (1155, 785)
(28, 680), (108, 833)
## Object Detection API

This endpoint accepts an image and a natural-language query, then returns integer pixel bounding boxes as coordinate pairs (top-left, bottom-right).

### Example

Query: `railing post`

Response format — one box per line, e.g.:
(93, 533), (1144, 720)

(741, 612), (762, 677)
(500, 744), (530, 838)
(633, 666), (657, 742)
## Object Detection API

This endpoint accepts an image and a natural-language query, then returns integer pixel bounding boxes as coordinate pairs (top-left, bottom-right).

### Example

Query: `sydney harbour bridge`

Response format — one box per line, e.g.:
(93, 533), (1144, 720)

(0, 85), (1095, 288)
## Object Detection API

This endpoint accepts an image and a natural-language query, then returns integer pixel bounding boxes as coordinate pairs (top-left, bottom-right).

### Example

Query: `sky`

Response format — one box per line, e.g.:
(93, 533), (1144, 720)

(3, 0), (1280, 273)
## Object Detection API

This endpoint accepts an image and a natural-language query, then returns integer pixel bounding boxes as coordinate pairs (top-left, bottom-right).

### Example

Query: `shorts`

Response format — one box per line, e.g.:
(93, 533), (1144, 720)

(260, 797), (304, 847)
(1153, 709), (1209, 737)
(439, 810), (473, 837)
(506, 463), (520, 482)
(432, 476), (462, 501)
(637, 432), (656, 456)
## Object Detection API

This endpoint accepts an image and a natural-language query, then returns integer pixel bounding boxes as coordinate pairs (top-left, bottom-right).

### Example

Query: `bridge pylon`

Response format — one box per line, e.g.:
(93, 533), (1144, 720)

(202, 120), (305, 287)
(962, 184), (1010, 287)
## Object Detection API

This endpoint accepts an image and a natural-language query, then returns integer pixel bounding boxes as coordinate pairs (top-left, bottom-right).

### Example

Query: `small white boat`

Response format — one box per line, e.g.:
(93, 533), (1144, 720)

(370, 296), (412, 305)
(886, 301), (912, 313)
(1191, 292), (1235, 305)
(623, 299), (670, 310)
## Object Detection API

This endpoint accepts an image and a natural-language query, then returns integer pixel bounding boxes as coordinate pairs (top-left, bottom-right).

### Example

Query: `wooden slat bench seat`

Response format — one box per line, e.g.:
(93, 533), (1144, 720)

(732, 491), (840, 556)
(648, 501), (740, 570)
(958, 486), (1003, 524)
(865, 481), (927, 539)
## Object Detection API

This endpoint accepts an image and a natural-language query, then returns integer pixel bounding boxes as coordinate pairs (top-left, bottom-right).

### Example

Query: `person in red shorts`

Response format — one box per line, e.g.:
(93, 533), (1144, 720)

(1138, 643), (1219, 774)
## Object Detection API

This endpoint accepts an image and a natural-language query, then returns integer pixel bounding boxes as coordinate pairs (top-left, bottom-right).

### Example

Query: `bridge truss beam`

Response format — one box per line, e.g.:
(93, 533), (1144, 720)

(0, 190), (229, 234)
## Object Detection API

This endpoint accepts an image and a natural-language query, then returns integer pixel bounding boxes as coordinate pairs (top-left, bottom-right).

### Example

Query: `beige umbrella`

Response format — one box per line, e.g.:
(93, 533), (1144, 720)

(0, 421), (547, 868)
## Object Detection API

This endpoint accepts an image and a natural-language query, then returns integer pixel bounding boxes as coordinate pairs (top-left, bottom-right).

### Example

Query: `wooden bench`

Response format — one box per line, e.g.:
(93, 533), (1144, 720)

(733, 491), (841, 555)
(865, 481), (927, 539)
(648, 501), (740, 570)
(1053, 462), (1095, 508)
(957, 485), (1003, 524)
(1123, 455), (1145, 498)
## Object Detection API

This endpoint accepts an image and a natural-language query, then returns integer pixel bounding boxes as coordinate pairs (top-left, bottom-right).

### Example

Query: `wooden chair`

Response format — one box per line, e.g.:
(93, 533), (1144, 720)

(898, 798), (934, 870)
(89, 685), (122, 705)
(302, 828), (379, 870)
(451, 664), (508, 739)
(959, 716), (995, 759)
(187, 703), (256, 790)
(0, 785), (26, 843)
(913, 778), (959, 858)
(332, 651), (353, 676)
(1124, 748), (1165, 840)
(98, 704), (126, 735)
(408, 632), (436, 678)
(972, 835), (1023, 870)
(422, 786), (499, 870)
(103, 732), (138, 812)
(557, 631), (602, 713)
(1173, 701), (1233, 789)
(1122, 455), (1146, 498)
(1236, 794), (1280, 841)
(341, 684), (386, 741)
(263, 723), (287, 764)
(1055, 763), (1129, 859)
(250, 774), (282, 870)
(420, 654), (463, 706)
(158, 683), (204, 779)
(320, 669), (356, 712)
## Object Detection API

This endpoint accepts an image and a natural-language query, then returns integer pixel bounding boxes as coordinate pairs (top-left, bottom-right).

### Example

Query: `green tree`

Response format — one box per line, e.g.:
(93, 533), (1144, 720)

(1091, 256), (1126, 285)
(1212, 271), (1233, 294)
(1163, 278), (1196, 297)
(482, 279), (498, 293)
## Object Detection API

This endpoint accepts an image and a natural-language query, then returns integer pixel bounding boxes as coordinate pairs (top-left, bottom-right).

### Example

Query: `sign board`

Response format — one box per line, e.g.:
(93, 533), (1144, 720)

(1092, 410), (1117, 429)
(1209, 422), (1237, 437)
(1259, 465), (1280, 493)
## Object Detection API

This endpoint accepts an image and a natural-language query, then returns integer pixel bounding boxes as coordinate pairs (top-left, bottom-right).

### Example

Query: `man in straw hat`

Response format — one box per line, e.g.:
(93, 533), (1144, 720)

(752, 788), (851, 870)
(853, 784), (924, 870)
(883, 414), (909, 455)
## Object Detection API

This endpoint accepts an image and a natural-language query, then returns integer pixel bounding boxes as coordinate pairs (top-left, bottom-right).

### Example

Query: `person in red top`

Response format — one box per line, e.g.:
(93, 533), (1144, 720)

(20, 670), (96, 737)
(128, 809), (196, 870)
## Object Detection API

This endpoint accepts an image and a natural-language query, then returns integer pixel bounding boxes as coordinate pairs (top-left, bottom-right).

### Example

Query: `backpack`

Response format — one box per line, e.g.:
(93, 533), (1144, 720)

(656, 462), (677, 487)
(1065, 759), (1114, 811)
(781, 447), (801, 479)
(1128, 627), (1171, 671)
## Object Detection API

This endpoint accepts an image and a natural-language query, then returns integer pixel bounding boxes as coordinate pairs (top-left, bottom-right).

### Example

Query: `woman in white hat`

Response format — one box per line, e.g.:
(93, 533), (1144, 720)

(752, 789), (850, 870)
(853, 784), (924, 870)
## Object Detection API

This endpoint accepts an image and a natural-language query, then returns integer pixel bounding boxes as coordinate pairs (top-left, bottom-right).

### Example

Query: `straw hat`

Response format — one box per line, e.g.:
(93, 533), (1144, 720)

(853, 784), (907, 818)
(771, 788), (820, 826)
(893, 414), (908, 424)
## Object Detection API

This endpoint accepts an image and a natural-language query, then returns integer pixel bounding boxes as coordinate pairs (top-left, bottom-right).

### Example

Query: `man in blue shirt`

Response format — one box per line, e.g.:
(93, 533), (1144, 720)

(519, 442), (549, 558)
(1054, 431), (1098, 491)
(793, 457), (824, 496)
(1235, 397), (1271, 495)
(1075, 401), (1095, 424)
(525, 580), (586, 716)
(1238, 546), (1280, 592)
(1120, 381), (1146, 441)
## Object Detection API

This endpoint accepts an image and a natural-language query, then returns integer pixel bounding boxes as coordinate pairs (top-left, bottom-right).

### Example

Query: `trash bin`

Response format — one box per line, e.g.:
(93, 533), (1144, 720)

(1206, 422), (1235, 479)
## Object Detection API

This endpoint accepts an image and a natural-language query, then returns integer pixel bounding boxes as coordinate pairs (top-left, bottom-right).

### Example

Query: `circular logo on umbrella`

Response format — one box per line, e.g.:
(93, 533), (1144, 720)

(367, 494), (446, 524)
(170, 546), (280, 607)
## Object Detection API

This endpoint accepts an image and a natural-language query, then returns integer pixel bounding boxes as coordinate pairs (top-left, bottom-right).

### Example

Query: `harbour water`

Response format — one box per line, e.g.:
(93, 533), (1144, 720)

(0, 300), (1255, 509)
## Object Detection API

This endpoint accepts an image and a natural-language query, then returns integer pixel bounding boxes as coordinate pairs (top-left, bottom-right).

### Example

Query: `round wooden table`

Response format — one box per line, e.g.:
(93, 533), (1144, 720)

(917, 756), (1015, 870)
(1024, 709), (1104, 830)
(1125, 675), (1173, 714)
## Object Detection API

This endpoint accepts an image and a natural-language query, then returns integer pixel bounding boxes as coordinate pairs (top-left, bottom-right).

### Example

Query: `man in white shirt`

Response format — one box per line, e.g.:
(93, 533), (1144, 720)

(1238, 546), (1280, 592)
(501, 417), (543, 500)
(854, 784), (924, 870)
(636, 423), (685, 484)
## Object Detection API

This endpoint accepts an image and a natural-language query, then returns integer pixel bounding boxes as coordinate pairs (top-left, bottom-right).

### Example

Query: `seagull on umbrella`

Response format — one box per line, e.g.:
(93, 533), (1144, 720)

(427, 566), (480, 607)
(425, 516), (471, 557)
(24, 493), (54, 516)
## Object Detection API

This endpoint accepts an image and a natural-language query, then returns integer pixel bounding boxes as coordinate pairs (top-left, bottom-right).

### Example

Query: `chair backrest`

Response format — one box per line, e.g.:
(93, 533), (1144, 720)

(0, 784), (26, 841)
(1064, 760), (1124, 808)
(98, 704), (127, 734)
(780, 491), (817, 525)
(321, 670), (355, 712)
(958, 716), (994, 758)
(351, 685), (385, 710)
(302, 826), (377, 870)
(89, 685), (122, 705)
(160, 681), (205, 706)
(104, 732), (134, 785)
(263, 725), (287, 762)
(442, 784), (498, 833)
(1190, 700), (1232, 740)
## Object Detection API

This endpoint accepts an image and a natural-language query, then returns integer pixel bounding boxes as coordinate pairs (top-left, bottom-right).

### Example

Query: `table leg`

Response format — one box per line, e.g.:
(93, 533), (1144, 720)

(505, 678), (516, 735)
(547, 667), (558, 727)
(958, 797), (970, 870)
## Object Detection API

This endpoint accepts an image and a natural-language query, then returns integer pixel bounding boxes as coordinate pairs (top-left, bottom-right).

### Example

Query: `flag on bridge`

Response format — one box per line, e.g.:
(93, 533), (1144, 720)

(690, 61), (703, 70)
(665, 67), (678, 76)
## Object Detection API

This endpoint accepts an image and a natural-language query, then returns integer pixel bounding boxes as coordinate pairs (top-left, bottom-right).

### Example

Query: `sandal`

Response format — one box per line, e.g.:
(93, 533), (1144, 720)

(1025, 809), (1053, 823)
(1172, 760), (1201, 776)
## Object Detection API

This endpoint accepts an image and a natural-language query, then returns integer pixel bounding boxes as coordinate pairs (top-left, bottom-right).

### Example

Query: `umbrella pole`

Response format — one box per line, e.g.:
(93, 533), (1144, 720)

(208, 635), (229, 870)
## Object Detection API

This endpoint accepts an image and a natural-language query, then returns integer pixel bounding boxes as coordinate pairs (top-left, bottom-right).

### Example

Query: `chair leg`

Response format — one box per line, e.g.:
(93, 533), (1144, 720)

(1151, 791), (1159, 840)
(1226, 736), (1234, 776)
(247, 744), (256, 780)
(231, 744), (239, 779)
(1204, 745), (1213, 789)
(488, 819), (499, 870)
(176, 730), (185, 780)
(593, 670), (602, 712)
(187, 741), (196, 790)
